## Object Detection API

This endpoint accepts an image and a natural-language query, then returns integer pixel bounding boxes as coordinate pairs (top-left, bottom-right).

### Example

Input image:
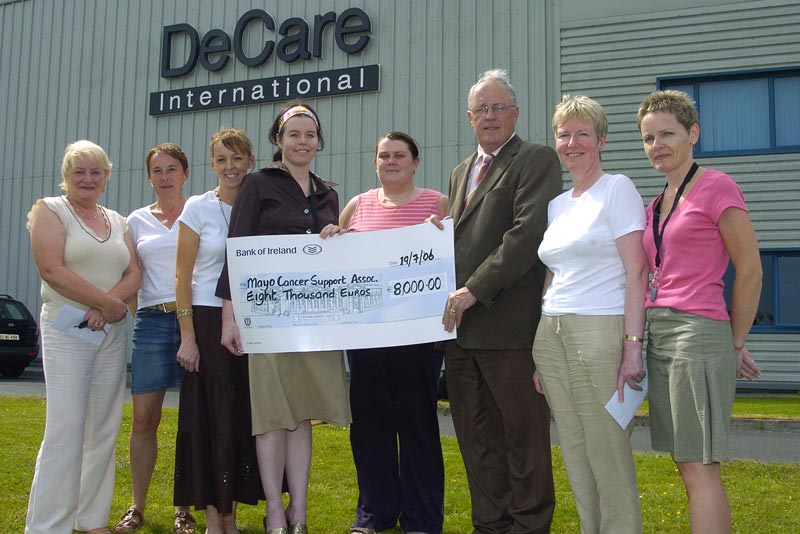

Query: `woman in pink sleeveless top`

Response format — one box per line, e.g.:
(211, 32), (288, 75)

(339, 132), (448, 534)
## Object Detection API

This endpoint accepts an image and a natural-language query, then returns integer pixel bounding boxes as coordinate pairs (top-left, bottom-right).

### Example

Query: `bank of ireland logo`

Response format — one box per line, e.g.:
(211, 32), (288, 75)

(244, 317), (252, 326)
(303, 244), (322, 255)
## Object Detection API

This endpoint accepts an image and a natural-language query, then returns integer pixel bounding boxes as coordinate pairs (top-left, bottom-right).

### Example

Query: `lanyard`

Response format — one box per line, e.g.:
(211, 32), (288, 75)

(651, 162), (698, 268)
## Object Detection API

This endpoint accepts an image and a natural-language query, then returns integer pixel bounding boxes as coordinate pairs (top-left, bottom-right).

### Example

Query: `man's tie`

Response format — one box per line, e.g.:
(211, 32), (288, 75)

(465, 155), (492, 206)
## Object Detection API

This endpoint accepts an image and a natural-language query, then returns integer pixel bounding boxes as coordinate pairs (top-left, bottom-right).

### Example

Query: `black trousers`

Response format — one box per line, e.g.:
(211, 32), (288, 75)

(348, 343), (445, 534)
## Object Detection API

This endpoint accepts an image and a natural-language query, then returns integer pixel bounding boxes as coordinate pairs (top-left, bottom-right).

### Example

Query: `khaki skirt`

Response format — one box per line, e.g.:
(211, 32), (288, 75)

(646, 307), (736, 463)
(248, 350), (351, 435)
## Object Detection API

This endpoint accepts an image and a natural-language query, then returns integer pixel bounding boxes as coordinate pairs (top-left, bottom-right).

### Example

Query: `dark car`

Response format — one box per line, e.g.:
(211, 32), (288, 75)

(0, 294), (40, 378)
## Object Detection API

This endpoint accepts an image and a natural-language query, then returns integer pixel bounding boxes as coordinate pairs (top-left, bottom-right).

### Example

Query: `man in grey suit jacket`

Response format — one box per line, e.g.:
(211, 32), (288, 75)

(441, 69), (562, 534)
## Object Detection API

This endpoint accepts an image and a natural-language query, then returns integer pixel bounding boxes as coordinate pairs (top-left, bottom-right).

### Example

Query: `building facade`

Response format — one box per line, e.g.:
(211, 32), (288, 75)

(2, 0), (798, 386)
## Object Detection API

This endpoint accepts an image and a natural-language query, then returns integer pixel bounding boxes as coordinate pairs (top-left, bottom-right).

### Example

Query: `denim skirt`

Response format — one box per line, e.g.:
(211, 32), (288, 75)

(130, 307), (182, 394)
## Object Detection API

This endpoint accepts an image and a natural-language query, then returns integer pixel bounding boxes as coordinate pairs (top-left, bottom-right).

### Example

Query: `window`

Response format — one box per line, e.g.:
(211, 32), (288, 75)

(0, 301), (28, 321)
(723, 250), (800, 332)
(659, 68), (800, 157)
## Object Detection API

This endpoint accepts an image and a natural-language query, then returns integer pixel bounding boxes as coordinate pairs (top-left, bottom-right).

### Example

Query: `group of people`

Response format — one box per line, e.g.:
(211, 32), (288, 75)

(432, 70), (760, 534)
(23, 67), (761, 534)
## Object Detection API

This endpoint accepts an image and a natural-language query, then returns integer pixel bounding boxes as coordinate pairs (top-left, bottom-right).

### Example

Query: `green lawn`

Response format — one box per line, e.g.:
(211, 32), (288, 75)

(1, 396), (798, 533)
(636, 393), (800, 420)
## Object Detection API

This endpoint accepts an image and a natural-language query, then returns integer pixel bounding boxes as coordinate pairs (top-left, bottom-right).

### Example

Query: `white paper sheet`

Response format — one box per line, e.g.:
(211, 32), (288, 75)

(225, 221), (457, 353)
(604, 373), (648, 429)
(51, 304), (108, 346)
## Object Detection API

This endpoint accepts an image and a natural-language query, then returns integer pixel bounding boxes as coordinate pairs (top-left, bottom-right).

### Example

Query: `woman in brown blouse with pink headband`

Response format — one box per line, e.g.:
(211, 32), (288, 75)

(217, 102), (350, 534)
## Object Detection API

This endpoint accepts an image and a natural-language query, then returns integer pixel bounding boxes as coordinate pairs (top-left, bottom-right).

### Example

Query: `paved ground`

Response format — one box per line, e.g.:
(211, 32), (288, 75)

(3, 363), (799, 463)
(435, 406), (800, 464)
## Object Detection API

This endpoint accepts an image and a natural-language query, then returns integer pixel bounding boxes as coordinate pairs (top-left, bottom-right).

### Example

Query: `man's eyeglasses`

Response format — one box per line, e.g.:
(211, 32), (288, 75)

(469, 103), (517, 117)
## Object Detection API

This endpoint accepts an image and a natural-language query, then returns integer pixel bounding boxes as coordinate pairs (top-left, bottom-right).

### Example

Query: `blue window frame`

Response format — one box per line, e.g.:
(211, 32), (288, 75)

(659, 68), (800, 157)
(723, 250), (800, 332)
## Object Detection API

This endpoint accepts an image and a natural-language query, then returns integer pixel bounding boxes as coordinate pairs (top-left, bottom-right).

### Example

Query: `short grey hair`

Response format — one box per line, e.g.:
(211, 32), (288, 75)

(468, 68), (518, 108)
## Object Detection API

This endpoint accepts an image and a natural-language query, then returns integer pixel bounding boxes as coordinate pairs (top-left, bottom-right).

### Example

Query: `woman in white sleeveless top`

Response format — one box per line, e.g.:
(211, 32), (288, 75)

(25, 140), (141, 534)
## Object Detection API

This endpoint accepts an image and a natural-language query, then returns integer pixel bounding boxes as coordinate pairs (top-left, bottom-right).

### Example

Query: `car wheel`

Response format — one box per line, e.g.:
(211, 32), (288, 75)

(0, 365), (26, 378)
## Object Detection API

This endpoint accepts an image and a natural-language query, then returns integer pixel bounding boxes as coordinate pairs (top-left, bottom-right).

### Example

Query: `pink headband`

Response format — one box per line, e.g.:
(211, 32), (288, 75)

(278, 105), (319, 131)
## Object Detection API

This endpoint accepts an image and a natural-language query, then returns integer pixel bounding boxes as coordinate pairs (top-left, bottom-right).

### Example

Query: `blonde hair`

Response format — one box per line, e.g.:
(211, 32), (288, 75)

(636, 90), (699, 131)
(210, 127), (254, 159)
(552, 94), (608, 139)
(59, 140), (112, 192)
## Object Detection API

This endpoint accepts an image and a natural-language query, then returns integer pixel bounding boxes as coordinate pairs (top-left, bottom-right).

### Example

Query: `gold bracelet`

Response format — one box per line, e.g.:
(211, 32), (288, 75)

(734, 343), (745, 352)
(624, 334), (643, 343)
(176, 308), (193, 318)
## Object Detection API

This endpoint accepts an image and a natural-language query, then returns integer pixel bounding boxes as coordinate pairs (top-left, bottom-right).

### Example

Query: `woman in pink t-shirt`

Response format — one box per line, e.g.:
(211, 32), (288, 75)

(637, 90), (762, 534)
(339, 132), (448, 534)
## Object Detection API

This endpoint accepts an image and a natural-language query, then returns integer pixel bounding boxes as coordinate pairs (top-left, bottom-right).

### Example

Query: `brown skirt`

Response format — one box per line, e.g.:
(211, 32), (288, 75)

(173, 306), (264, 511)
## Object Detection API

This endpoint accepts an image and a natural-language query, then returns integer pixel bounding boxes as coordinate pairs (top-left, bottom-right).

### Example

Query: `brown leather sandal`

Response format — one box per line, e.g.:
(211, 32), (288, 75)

(174, 510), (196, 534)
(113, 507), (144, 533)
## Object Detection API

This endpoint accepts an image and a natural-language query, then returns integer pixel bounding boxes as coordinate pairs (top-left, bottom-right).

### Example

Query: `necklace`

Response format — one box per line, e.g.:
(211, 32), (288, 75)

(62, 196), (110, 243)
(215, 187), (230, 229)
(65, 195), (101, 219)
(380, 186), (417, 205)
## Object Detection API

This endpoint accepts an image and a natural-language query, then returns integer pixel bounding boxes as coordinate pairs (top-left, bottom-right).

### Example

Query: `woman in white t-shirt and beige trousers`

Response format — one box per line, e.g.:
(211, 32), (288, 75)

(531, 95), (649, 534)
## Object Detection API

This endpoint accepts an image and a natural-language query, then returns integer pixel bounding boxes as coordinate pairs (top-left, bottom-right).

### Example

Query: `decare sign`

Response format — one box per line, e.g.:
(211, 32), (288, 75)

(149, 7), (379, 116)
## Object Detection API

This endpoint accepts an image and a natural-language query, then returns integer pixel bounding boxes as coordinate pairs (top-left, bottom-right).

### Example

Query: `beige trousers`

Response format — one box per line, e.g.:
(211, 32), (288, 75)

(532, 314), (642, 534)
(26, 316), (128, 534)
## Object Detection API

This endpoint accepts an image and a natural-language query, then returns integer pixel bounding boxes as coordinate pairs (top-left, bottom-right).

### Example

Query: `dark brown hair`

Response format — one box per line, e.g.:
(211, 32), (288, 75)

(375, 131), (420, 161)
(267, 100), (325, 161)
(145, 142), (188, 177)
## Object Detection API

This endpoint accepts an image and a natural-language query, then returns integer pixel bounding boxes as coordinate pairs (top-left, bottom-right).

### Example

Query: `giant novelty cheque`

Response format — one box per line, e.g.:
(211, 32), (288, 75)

(225, 220), (456, 353)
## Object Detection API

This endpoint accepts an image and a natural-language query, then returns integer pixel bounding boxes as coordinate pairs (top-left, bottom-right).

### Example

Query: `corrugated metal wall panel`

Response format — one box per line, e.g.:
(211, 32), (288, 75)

(558, 0), (800, 386)
(1, 0), (552, 341)
(747, 334), (800, 384)
(558, 0), (800, 248)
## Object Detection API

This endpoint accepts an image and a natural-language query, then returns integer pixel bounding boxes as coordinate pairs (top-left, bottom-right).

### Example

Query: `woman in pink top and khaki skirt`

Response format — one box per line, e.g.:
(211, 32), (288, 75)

(637, 90), (762, 534)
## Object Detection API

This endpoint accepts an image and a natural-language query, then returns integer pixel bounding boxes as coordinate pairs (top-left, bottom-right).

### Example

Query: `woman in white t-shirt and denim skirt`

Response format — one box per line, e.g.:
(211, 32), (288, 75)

(531, 95), (649, 534)
(114, 143), (190, 533)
